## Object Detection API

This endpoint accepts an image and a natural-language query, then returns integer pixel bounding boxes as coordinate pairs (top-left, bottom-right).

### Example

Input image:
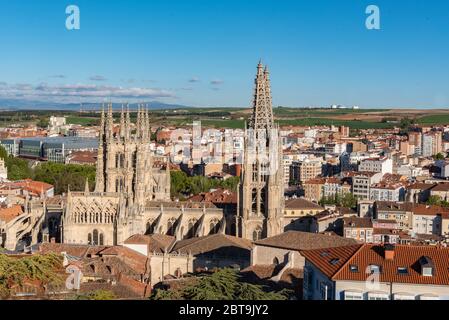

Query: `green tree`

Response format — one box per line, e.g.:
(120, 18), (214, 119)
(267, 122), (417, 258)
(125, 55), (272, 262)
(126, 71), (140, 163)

(170, 171), (240, 198)
(0, 253), (63, 299)
(434, 153), (445, 160)
(36, 118), (49, 129)
(427, 195), (442, 206)
(150, 268), (291, 301)
(33, 162), (96, 194)
(340, 193), (358, 209)
(73, 289), (117, 300)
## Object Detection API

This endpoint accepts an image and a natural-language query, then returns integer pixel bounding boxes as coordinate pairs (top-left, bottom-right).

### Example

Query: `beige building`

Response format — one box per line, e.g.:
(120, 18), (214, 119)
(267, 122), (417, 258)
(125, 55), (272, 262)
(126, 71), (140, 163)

(123, 233), (252, 286)
(375, 201), (413, 230)
(250, 231), (356, 272)
(343, 217), (373, 243)
(283, 197), (324, 219)
(430, 183), (449, 201)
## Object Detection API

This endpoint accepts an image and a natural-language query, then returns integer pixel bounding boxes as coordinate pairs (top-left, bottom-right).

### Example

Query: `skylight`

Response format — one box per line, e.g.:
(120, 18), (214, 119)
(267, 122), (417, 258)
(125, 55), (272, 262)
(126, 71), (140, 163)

(330, 258), (340, 265)
(350, 265), (359, 272)
(397, 267), (408, 275)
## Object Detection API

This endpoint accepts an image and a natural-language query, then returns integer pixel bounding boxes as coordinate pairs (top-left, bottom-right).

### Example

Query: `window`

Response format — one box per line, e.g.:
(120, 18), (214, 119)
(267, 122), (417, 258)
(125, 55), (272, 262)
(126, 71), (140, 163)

(419, 295), (439, 300)
(368, 292), (389, 300)
(397, 267), (408, 275)
(349, 265), (359, 272)
(394, 294), (415, 300)
(422, 267), (433, 277)
(344, 291), (363, 300)
(368, 264), (381, 274)
(330, 258), (340, 265)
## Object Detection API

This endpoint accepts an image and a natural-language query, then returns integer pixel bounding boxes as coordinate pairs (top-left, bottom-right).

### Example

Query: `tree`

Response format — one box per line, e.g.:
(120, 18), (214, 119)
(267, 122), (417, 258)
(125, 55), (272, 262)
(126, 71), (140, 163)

(427, 195), (442, 206)
(73, 289), (117, 300)
(150, 268), (291, 301)
(170, 171), (240, 198)
(340, 193), (358, 209)
(0, 253), (63, 299)
(33, 162), (96, 194)
(434, 153), (445, 160)
(36, 118), (49, 129)
(319, 192), (357, 209)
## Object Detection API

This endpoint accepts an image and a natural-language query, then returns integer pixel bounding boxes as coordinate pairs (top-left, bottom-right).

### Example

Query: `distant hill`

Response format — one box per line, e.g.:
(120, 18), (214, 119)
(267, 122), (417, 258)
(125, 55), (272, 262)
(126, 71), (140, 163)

(0, 99), (191, 111)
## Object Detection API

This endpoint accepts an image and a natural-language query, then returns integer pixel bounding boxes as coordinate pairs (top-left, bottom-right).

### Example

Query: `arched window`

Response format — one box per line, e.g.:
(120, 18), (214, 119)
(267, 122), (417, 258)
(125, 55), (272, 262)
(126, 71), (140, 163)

(251, 189), (258, 214)
(260, 187), (266, 214)
(230, 222), (237, 236)
(209, 219), (220, 235)
(88, 233), (92, 245)
(252, 228), (262, 241)
(146, 220), (154, 234)
(99, 233), (104, 246)
(93, 229), (99, 245)
(167, 218), (176, 236)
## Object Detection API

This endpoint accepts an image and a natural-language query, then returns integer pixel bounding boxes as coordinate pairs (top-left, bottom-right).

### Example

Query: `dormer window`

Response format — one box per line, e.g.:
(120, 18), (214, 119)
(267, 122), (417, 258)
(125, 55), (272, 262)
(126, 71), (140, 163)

(368, 264), (381, 274)
(422, 267), (433, 277)
(419, 256), (435, 277)
(350, 265), (359, 272)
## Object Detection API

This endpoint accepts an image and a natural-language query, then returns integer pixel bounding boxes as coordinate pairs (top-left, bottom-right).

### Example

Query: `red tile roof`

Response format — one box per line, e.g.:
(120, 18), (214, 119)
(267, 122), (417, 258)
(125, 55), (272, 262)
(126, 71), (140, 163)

(0, 205), (23, 223)
(303, 244), (449, 286)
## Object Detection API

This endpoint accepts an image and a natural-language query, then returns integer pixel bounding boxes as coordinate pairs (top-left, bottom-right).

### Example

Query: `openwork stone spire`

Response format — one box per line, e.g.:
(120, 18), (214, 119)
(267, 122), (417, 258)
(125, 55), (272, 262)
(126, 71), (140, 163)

(248, 61), (274, 131)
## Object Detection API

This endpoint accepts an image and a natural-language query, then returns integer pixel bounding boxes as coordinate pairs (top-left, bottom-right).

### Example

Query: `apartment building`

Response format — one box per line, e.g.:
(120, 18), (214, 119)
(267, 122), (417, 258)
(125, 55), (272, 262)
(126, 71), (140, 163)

(290, 159), (323, 184)
(358, 157), (393, 175)
(369, 183), (405, 202)
(352, 172), (383, 200)
(374, 201), (413, 230)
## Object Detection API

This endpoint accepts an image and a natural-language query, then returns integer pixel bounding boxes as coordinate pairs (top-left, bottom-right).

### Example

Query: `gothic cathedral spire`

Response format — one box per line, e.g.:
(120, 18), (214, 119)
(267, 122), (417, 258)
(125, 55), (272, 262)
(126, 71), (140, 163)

(248, 61), (274, 131)
(237, 61), (284, 242)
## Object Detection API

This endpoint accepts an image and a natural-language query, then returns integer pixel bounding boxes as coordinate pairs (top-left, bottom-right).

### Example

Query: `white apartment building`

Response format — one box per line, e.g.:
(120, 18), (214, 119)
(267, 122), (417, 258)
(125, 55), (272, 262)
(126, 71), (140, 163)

(358, 157), (393, 175)
(325, 142), (347, 155)
(369, 184), (405, 202)
(396, 164), (425, 178)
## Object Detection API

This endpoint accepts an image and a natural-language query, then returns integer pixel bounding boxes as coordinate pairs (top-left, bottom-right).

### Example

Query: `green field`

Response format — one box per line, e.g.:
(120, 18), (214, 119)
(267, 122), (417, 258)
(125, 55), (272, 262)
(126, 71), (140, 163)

(416, 114), (449, 125)
(194, 118), (394, 130)
(273, 107), (391, 117)
(66, 116), (99, 126)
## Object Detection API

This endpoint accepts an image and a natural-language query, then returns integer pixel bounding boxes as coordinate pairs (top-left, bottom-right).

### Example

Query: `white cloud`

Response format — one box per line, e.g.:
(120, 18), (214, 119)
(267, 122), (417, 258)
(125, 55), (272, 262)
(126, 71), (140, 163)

(89, 75), (107, 81)
(188, 77), (200, 83)
(0, 82), (176, 102)
(210, 79), (224, 85)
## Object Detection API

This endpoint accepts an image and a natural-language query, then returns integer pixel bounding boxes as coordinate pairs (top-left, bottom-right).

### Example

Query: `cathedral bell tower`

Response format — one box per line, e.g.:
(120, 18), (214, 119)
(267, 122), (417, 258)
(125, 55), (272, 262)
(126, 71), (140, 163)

(237, 62), (284, 241)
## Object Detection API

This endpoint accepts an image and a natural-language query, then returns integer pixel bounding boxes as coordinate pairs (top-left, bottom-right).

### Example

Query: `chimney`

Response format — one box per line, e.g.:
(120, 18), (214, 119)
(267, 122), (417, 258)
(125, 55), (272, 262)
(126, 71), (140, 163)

(384, 244), (395, 260)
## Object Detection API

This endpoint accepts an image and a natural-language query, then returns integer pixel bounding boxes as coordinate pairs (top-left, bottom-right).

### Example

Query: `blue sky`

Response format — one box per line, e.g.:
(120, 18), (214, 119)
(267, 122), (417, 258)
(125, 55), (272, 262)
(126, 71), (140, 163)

(0, 0), (448, 108)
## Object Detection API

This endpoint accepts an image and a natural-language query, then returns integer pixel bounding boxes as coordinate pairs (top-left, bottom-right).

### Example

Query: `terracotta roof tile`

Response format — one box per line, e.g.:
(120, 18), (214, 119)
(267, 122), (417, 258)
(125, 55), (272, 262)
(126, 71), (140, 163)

(285, 198), (324, 210)
(171, 234), (252, 255)
(0, 205), (23, 223)
(254, 231), (357, 251)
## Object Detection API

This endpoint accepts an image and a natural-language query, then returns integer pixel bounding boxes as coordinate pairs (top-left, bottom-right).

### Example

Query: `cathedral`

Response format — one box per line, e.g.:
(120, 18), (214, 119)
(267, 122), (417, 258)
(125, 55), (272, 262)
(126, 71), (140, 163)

(62, 61), (285, 245)
(62, 105), (225, 246)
